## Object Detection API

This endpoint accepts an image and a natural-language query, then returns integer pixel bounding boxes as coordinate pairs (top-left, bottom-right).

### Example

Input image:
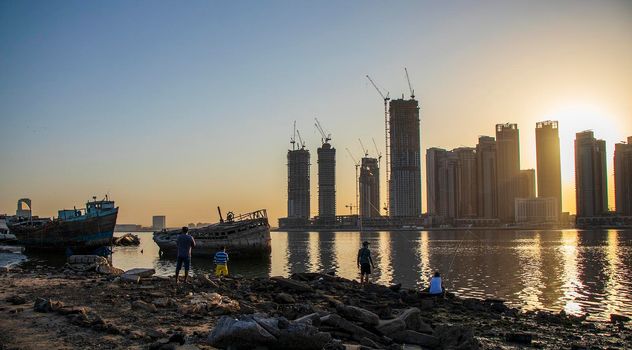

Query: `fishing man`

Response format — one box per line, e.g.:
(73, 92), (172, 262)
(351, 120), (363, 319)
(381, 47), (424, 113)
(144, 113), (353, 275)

(213, 246), (229, 278)
(357, 241), (375, 286)
(175, 227), (196, 284)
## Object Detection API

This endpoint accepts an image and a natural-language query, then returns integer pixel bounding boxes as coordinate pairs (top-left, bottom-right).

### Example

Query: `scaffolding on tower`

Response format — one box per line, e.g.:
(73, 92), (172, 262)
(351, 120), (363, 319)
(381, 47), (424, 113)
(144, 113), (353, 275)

(366, 75), (390, 215)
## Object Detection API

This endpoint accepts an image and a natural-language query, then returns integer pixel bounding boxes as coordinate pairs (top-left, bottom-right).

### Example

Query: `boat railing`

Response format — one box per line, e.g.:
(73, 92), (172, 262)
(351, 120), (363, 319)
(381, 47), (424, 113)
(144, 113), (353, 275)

(231, 209), (268, 222)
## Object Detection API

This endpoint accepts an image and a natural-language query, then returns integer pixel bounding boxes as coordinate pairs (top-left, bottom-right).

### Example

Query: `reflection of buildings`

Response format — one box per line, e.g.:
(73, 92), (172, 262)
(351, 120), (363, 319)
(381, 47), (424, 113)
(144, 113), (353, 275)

(476, 136), (497, 219)
(614, 136), (632, 215)
(536, 121), (562, 215)
(496, 123), (521, 222)
(152, 215), (166, 230)
(317, 142), (336, 222)
(359, 157), (380, 217)
(389, 98), (421, 217)
(575, 131), (608, 217)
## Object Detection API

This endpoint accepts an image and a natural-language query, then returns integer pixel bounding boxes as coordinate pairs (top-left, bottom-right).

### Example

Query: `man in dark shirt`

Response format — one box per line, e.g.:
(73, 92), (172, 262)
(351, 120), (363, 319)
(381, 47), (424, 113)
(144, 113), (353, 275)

(175, 227), (196, 284)
(357, 241), (375, 286)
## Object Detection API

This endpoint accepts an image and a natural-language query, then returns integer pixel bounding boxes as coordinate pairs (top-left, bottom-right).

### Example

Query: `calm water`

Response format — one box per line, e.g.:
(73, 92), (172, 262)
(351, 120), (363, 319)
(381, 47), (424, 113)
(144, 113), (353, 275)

(3, 229), (631, 320)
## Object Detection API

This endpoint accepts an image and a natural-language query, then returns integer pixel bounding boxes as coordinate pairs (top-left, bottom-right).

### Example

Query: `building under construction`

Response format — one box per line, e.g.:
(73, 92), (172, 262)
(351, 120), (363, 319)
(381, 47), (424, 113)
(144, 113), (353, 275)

(359, 157), (380, 217)
(280, 128), (311, 228)
(317, 142), (336, 223)
(389, 98), (422, 217)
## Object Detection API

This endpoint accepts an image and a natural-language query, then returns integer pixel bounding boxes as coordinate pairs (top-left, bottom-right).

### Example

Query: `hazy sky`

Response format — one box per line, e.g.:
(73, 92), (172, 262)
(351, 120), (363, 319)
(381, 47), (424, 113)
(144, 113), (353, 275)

(1, 0), (631, 226)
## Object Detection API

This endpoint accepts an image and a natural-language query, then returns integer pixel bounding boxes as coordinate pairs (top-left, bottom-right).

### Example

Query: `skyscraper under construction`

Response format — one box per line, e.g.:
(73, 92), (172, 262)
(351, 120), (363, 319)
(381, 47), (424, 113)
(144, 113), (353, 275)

(359, 157), (380, 217)
(389, 98), (421, 217)
(317, 141), (336, 222)
(287, 145), (310, 220)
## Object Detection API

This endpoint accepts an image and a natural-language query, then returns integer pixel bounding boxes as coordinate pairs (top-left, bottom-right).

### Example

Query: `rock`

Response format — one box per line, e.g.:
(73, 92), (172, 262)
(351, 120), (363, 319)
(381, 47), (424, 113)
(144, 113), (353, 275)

(610, 314), (630, 323)
(6, 295), (27, 305)
(505, 332), (532, 345)
(360, 336), (380, 348)
(271, 276), (314, 292)
(419, 299), (434, 311)
(276, 321), (332, 350)
(376, 318), (406, 335)
(120, 274), (140, 283)
(196, 274), (219, 288)
(294, 313), (322, 327)
(275, 293), (296, 304)
(168, 332), (186, 345)
(123, 268), (155, 278)
(336, 304), (379, 326)
(67, 255), (108, 265)
(96, 264), (124, 276)
(132, 300), (158, 313)
(433, 325), (478, 349)
(57, 306), (88, 315)
(252, 315), (283, 338)
(321, 314), (381, 342)
(152, 298), (175, 308)
(391, 330), (439, 348)
(208, 316), (277, 348)
(34, 298), (64, 313)
(396, 308), (432, 333)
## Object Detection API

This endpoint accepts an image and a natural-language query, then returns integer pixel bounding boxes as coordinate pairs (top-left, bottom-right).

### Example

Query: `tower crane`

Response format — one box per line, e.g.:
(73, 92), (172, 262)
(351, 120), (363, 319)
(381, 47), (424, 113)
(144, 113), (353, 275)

(372, 138), (383, 165)
(366, 74), (391, 215)
(314, 118), (331, 144)
(346, 148), (361, 221)
(296, 129), (306, 149)
(404, 67), (415, 99)
(290, 121), (297, 150)
(358, 139), (368, 157)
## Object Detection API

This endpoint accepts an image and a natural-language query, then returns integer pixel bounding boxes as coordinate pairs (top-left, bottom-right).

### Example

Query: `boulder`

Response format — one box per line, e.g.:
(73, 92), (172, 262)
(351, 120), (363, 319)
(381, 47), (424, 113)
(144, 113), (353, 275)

(375, 318), (406, 335)
(252, 315), (283, 338)
(152, 298), (175, 308)
(433, 325), (478, 349)
(294, 313), (322, 327)
(336, 304), (379, 326)
(67, 255), (108, 265)
(57, 306), (88, 315)
(610, 314), (630, 324)
(271, 276), (314, 292)
(123, 268), (155, 278)
(505, 332), (532, 345)
(6, 295), (27, 305)
(208, 316), (277, 349)
(120, 274), (140, 283)
(275, 293), (296, 304)
(97, 264), (124, 276)
(34, 298), (64, 313)
(391, 330), (440, 348)
(396, 308), (432, 333)
(275, 321), (332, 350)
(320, 314), (380, 342)
(132, 300), (158, 313)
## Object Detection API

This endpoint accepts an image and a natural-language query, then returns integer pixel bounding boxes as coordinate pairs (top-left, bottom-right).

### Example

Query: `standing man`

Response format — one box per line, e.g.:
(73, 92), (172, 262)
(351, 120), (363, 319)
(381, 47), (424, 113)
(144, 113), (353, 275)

(213, 246), (229, 278)
(357, 241), (375, 286)
(175, 227), (195, 284)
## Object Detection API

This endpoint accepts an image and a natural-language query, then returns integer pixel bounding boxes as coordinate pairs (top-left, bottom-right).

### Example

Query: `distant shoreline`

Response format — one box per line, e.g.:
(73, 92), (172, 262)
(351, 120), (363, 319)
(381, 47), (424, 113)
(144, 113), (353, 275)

(272, 225), (632, 232)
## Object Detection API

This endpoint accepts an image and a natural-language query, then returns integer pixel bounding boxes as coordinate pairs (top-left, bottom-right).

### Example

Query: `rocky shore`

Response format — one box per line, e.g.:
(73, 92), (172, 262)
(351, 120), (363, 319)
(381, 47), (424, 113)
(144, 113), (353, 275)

(0, 259), (629, 350)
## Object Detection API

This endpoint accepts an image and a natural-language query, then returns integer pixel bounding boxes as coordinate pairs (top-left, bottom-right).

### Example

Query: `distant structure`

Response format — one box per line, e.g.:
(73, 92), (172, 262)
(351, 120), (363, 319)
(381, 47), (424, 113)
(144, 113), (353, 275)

(535, 121), (562, 214)
(359, 157), (380, 217)
(315, 119), (336, 222)
(575, 130), (608, 217)
(475, 136), (497, 219)
(454, 147), (477, 218)
(438, 151), (459, 219)
(495, 123), (521, 222)
(152, 215), (166, 230)
(287, 125), (311, 221)
(426, 147), (447, 216)
(389, 98), (421, 217)
(518, 169), (536, 199)
(614, 136), (632, 215)
(16, 198), (32, 219)
(515, 197), (559, 223)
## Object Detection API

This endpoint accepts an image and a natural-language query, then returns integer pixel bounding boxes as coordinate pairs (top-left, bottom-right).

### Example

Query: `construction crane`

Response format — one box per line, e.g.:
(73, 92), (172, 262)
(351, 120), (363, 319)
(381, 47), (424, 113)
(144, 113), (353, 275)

(366, 74), (391, 215)
(404, 67), (415, 99)
(358, 139), (368, 157)
(372, 137), (383, 166)
(314, 117), (331, 144)
(296, 129), (306, 149)
(344, 203), (356, 215)
(346, 148), (361, 221)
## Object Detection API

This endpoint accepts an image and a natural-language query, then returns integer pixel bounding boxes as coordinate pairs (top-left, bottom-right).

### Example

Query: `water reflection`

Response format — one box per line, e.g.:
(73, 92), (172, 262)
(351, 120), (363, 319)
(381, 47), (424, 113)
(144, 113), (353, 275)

(12, 229), (632, 321)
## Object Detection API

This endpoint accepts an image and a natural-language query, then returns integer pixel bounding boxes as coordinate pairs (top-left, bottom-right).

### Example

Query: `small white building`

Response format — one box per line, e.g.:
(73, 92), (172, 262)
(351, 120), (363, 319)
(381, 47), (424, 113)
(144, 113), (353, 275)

(515, 197), (559, 223)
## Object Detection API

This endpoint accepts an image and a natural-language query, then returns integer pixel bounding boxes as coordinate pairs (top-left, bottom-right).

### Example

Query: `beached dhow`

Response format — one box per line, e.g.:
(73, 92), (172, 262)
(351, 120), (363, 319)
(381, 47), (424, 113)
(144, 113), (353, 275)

(7, 196), (118, 251)
(153, 208), (271, 256)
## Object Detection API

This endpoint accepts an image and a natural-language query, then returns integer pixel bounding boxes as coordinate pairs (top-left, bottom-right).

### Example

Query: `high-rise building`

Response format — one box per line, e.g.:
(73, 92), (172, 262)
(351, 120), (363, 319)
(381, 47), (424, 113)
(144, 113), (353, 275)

(518, 169), (536, 199)
(614, 136), (632, 215)
(454, 147), (477, 218)
(535, 121), (562, 213)
(515, 197), (559, 223)
(438, 151), (459, 219)
(152, 215), (166, 230)
(317, 142), (336, 220)
(287, 148), (310, 219)
(426, 147), (447, 216)
(575, 131), (608, 217)
(496, 123), (520, 222)
(359, 157), (380, 217)
(476, 136), (497, 218)
(389, 98), (422, 217)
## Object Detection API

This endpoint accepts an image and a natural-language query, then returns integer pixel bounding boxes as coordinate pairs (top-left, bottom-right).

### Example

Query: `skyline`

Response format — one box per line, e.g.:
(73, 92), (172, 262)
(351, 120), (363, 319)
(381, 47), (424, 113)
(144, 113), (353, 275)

(1, 1), (632, 226)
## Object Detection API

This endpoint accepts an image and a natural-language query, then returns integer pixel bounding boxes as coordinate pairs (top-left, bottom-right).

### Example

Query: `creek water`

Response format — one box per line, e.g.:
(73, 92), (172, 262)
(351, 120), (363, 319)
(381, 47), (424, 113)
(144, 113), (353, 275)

(3, 229), (631, 320)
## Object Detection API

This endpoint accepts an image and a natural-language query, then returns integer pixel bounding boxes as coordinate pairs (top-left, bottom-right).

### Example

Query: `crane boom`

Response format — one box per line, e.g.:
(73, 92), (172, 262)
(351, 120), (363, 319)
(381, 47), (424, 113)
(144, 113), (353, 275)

(296, 129), (306, 149)
(358, 139), (368, 157)
(404, 67), (415, 99)
(345, 147), (359, 165)
(314, 117), (331, 144)
(372, 138), (382, 159)
(366, 75), (389, 101)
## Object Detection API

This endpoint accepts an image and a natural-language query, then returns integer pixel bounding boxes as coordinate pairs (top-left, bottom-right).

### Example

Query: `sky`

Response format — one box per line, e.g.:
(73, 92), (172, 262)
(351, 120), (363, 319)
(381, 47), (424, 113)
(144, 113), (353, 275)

(1, 0), (631, 226)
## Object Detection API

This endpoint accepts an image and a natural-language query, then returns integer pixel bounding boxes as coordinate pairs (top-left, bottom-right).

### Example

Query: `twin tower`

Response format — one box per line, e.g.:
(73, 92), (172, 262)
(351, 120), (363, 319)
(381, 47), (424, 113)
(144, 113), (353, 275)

(280, 97), (422, 228)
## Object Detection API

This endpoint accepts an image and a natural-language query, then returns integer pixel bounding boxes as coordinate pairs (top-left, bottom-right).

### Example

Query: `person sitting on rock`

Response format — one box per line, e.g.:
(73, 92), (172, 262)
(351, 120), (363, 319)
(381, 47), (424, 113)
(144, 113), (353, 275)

(428, 271), (445, 295)
(175, 226), (196, 284)
(357, 241), (375, 286)
(213, 246), (229, 278)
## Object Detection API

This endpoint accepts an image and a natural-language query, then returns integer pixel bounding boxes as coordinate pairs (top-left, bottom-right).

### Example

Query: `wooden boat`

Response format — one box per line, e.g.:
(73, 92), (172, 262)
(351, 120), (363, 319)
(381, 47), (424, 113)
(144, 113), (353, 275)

(153, 208), (271, 256)
(7, 197), (118, 251)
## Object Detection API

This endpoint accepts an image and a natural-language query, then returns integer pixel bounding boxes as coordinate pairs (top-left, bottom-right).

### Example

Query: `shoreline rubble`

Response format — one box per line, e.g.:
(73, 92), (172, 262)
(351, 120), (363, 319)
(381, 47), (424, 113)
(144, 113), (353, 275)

(0, 257), (629, 349)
